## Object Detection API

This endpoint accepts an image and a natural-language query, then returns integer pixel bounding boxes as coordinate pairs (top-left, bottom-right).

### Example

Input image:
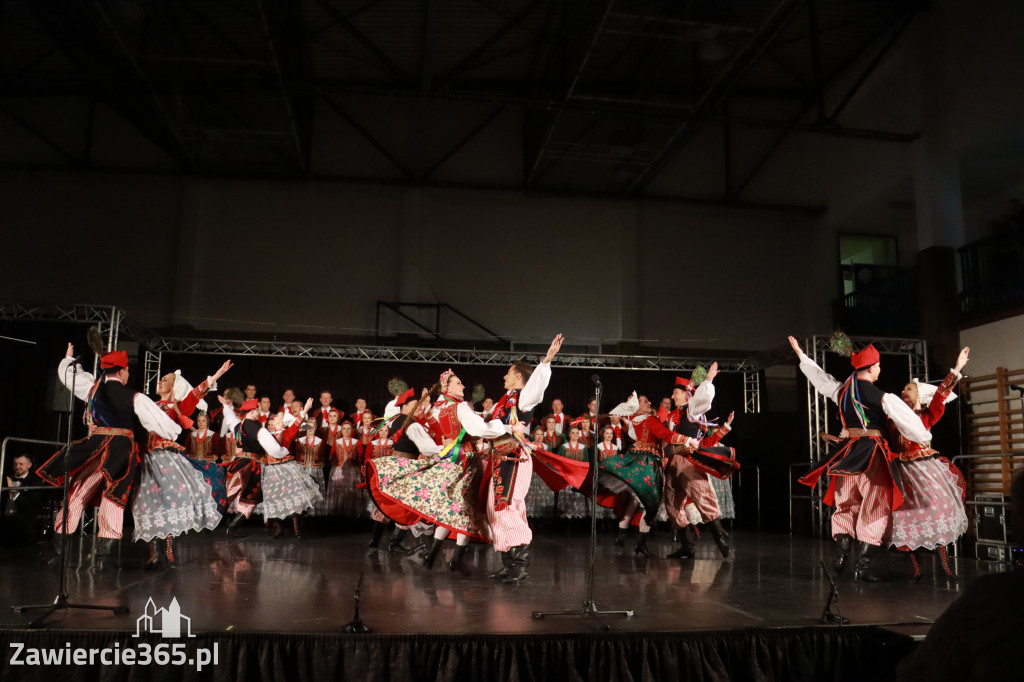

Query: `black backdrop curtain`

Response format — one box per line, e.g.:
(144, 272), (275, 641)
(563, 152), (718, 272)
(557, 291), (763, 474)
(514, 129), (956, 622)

(0, 627), (916, 682)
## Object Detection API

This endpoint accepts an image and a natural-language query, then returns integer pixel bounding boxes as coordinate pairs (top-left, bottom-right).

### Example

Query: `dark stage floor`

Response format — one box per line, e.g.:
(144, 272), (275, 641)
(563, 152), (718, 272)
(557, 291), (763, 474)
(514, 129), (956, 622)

(0, 527), (997, 635)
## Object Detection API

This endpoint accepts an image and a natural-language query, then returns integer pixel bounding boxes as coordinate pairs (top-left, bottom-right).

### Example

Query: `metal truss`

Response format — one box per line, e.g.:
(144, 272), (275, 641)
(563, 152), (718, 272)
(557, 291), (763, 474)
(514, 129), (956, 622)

(743, 371), (761, 414)
(147, 334), (757, 374)
(143, 350), (163, 396)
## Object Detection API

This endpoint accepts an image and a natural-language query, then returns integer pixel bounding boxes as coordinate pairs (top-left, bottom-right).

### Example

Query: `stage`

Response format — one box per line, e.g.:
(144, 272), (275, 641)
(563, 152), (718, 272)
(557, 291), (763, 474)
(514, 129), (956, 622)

(0, 527), (992, 681)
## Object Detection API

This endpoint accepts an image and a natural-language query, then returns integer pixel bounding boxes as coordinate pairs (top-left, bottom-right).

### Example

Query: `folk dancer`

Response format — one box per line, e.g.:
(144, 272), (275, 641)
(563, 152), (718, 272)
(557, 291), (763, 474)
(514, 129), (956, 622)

(790, 336), (932, 581)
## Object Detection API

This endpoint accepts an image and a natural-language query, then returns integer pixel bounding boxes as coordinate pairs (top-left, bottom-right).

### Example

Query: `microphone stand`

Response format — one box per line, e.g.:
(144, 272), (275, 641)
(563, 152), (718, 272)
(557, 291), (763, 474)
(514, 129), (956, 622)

(818, 560), (849, 625)
(533, 380), (634, 620)
(12, 359), (130, 627)
(341, 570), (372, 633)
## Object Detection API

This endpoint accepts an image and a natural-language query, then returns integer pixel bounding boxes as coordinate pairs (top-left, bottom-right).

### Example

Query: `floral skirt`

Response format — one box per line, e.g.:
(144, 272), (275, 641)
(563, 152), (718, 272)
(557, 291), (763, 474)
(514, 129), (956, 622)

(255, 461), (324, 521)
(365, 455), (489, 541)
(890, 457), (968, 550)
(326, 462), (366, 517)
(598, 450), (664, 524)
(132, 449), (225, 542)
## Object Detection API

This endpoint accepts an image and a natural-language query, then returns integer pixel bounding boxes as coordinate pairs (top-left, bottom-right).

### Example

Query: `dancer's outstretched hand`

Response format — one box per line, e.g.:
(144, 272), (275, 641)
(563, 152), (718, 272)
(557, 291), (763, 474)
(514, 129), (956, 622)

(707, 361), (719, 383)
(955, 346), (970, 372)
(212, 359), (234, 381)
(788, 336), (803, 355)
(542, 334), (564, 363)
(65, 343), (75, 359)
(726, 411), (735, 426)
(217, 395), (230, 406)
(301, 397), (314, 417)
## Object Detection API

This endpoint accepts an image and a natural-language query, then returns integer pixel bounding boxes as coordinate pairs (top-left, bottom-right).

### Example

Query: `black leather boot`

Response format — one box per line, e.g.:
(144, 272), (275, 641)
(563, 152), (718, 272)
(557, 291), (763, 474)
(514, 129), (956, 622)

(907, 549), (921, 583)
(368, 522), (387, 549)
(831, 533), (854, 575)
(614, 527), (628, 547)
(388, 529), (413, 555)
(503, 545), (530, 584)
(143, 540), (161, 571)
(666, 525), (696, 559)
(421, 537), (444, 569)
(938, 546), (959, 584)
(709, 519), (731, 558)
(488, 551), (511, 579)
(853, 540), (883, 582)
(449, 544), (471, 576)
(634, 531), (652, 557)
(92, 537), (119, 573)
(164, 536), (177, 568)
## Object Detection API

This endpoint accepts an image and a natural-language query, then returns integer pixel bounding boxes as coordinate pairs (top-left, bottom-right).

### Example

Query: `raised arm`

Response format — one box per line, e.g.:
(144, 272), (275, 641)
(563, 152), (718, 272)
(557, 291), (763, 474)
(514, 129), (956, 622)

(57, 343), (96, 402)
(518, 334), (563, 411)
(688, 365), (717, 417)
(217, 395), (241, 433)
(789, 337), (842, 404)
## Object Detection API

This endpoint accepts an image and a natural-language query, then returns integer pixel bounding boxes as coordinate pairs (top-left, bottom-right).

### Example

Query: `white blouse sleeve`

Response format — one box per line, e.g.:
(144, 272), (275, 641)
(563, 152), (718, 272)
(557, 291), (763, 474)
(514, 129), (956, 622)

(518, 361), (552, 412)
(220, 406), (240, 435)
(57, 357), (96, 402)
(456, 402), (507, 438)
(882, 393), (932, 443)
(133, 394), (182, 440)
(407, 422), (442, 456)
(257, 428), (290, 459)
(797, 352), (842, 404)
(687, 381), (716, 418)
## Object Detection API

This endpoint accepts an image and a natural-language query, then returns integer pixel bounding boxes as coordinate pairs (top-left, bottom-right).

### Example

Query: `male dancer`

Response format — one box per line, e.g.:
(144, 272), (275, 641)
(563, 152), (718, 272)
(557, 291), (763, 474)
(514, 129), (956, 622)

(38, 344), (180, 571)
(664, 365), (734, 558)
(485, 334), (564, 583)
(789, 336), (930, 581)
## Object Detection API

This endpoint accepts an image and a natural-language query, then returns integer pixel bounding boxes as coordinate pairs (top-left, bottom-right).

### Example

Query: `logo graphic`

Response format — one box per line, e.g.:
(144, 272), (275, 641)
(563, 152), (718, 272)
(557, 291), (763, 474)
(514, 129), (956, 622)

(134, 598), (195, 638)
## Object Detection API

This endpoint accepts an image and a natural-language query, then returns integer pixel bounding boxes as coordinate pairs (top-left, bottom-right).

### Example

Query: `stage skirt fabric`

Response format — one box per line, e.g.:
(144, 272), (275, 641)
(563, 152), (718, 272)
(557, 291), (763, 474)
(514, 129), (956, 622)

(598, 450), (664, 524)
(556, 488), (590, 519)
(710, 477), (735, 519)
(255, 461), (323, 521)
(301, 467), (328, 516)
(525, 471), (555, 518)
(132, 448), (225, 542)
(326, 460), (366, 517)
(889, 456), (968, 550)
(365, 455), (489, 541)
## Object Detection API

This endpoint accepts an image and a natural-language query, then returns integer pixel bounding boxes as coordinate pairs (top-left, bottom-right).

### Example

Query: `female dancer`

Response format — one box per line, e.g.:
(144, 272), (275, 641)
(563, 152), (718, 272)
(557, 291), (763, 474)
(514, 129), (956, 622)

(526, 427), (555, 520)
(556, 426), (590, 519)
(365, 369), (507, 575)
(600, 392), (689, 556)
(888, 347), (970, 582)
(326, 420), (364, 517)
(134, 361), (233, 569)
(220, 397), (322, 538)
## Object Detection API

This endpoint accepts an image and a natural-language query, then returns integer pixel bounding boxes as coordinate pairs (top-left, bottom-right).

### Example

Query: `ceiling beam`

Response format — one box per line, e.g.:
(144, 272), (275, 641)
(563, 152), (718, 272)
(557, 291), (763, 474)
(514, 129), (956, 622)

(626, 0), (808, 194)
(526, 0), (617, 186)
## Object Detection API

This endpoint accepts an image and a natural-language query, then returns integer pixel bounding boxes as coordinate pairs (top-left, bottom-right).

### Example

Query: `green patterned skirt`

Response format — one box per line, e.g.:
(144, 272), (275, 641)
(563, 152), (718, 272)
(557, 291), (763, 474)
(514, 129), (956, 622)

(365, 455), (489, 541)
(598, 450), (664, 524)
